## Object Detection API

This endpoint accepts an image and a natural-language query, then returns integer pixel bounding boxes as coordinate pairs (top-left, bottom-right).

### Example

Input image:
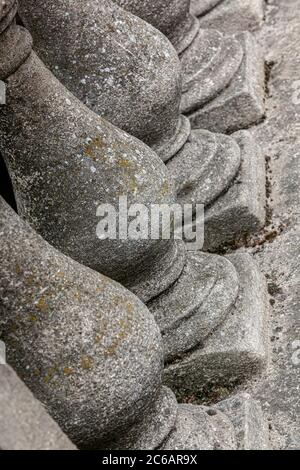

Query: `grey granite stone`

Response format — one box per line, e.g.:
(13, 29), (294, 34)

(215, 393), (269, 449)
(102, 387), (178, 450)
(0, 197), (163, 448)
(160, 403), (236, 449)
(190, 0), (224, 16)
(191, 0), (265, 34)
(187, 32), (266, 133)
(148, 252), (239, 362)
(114, 0), (195, 53)
(167, 128), (241, 206)
(164, 253), (269, 399)
(0, 200), (264, 450)
(0, 5), (269, 396)
(240, 0), (300, 449)
(0, 364), (76, 450)
(180, 27), (244, 114)
(18, 0), (266, 248)
(113, 0), (265, 132)
(18, 0), (182, 158)
(203, 130), (266, 251)
(0, 18), (186, 303)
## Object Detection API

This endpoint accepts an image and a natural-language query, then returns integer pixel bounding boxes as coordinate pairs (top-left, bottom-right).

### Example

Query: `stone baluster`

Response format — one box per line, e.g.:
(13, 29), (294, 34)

(113, 0), (266, 133)
(0, 4), (268, 398)
(190, 0), (265, 34)
(0, 197), (269, 449)
(18, 0), (266, 254)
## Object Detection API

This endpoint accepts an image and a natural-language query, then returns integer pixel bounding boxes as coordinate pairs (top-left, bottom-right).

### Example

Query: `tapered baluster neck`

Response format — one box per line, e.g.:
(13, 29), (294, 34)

(0, 1), (32, 80)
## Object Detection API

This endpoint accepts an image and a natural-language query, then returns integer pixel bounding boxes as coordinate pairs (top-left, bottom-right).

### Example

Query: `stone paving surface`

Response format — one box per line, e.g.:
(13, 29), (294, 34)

(236, 0), (300, 450)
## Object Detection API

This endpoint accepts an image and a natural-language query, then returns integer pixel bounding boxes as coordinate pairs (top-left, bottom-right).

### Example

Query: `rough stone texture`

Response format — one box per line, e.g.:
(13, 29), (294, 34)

(17, 0), (266, 248)
(192, 0), (265, 34)
(0, 11), (270, 395)
(187, 32), (266, 133)
(203, 130), (266, 251)
(1, 197), (258, 450)
(114, 0), (194, 52)
(0, 365), (76, 450)
(160, 403), (236, 450)
(215, 393), (269, 450)
(0, 197), (163, 448)
(113, 0), (265, 133)
(190, 0), (223, 17)
(164, 253), (269, 399)
(18, 0), (182, 157)
(148, 252), (239, 362)
(0, 22), (186, 302)
(103, 387), (178, 450)
(180, 27), (244, 114)
(237, 0), (300, 450)
(167, 128), (241, 206)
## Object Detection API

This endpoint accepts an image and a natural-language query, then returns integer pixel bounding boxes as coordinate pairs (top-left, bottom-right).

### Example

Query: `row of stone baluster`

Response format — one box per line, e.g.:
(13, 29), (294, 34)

(0, 0), (269, 450)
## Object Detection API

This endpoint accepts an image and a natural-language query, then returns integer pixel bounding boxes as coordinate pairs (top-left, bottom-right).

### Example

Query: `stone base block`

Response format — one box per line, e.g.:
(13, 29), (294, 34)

(187, 32), (265, 133)
(193, 0), (265, 34)
(215, 393), (270, 449)
(203, 130), (266, 251)
(163, 253), (269, 400)
(159, 393), (269, 450)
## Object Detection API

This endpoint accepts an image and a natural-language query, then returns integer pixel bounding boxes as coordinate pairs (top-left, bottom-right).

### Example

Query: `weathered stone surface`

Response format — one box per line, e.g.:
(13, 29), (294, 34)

(215, 393), (269, 449)
(241, 0), (300, 449)
(161, 403), (236, 450)
(0, 0), (17, 34)
(167, 128), (241, 206)
(148, 252), (239, 362)
(180, 28), (243, 114)
(0, 4), (269, 398)
(0, 364), (76, 450)
(18, 0), (182, 156)
(168, 129), (266, 250)
(113, 0), (265, 133)
(203, 130), (266, 251)
(103, 387), (178, 450)
(164, 253), (269, 398)
(187, 32), (266, 133)
(191, 0), (265, 34)
(190, 0), (224, 17)
(0, 20), (185, 302)
(18, 0), (265, 244)
(0, 197), (163, 448)
(114, 0), (195, 53)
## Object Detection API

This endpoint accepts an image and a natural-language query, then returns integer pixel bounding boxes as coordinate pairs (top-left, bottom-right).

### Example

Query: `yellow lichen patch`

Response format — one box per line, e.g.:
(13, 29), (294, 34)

(36, 297), (48, 312)
(24, 274), (35, 286)
(84, 136), (105, 161)
(125, 302), (134, 314)
(74, 291), (82, 301)
(63, 366), (73, 376)
(15, 263), (22, 275)
(44, 365), (59, 384)
(117, 156), (135, 170)
(80, 355), (94, 370)
(28, 313), (38, 322)
(55, 271), (65, 278)
(159, 180), (171, 199)
(94, 332), (105, 344)
(103, 315), (133, 358)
